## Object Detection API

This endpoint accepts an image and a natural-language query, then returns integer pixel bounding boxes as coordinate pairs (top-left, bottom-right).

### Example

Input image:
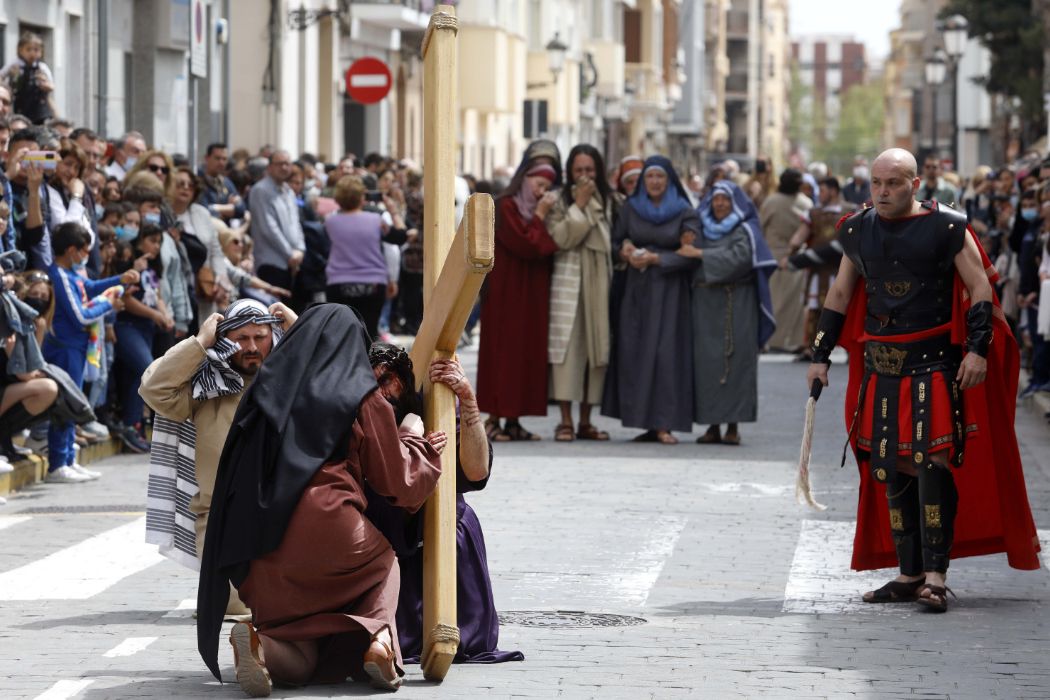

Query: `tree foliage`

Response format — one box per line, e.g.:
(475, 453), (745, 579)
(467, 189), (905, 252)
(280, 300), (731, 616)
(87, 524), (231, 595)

(789, 64), (883, 174)
(942, 0), (1044, 127)
(817, 80), (885, 174)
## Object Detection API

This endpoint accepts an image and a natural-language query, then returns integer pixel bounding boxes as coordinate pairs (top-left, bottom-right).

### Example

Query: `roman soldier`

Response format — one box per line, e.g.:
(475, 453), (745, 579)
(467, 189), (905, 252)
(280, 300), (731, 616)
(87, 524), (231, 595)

(806, 148), (1040, 613)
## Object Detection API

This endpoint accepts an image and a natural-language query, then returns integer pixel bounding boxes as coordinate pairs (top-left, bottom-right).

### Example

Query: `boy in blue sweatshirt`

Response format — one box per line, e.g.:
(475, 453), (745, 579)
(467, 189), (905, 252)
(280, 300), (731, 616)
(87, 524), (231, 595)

(43, 222), (139, 483)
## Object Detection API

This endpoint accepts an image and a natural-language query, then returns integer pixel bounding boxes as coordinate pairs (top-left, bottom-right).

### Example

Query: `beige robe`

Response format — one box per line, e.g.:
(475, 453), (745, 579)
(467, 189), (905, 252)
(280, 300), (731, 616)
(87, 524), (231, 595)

(545, 194), (612, 402)
(760, 192), (812, 351)
(139, 337), (252, 551)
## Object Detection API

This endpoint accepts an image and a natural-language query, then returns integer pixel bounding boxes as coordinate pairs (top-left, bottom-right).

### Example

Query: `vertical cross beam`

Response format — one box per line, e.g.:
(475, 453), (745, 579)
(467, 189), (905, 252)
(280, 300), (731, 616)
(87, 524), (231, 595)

(420, 4), (460, 682)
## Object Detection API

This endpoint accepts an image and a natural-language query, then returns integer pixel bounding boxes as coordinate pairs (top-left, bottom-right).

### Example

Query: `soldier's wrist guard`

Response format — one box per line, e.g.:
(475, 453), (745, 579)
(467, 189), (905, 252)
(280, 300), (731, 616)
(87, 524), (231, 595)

(965, 301), (993, 358)
(811, 309), (846, 365)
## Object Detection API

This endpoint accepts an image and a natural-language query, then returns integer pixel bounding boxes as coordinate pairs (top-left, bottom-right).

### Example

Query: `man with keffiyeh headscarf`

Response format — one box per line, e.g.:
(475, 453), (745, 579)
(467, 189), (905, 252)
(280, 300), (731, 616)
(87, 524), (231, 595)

(139, 298), (297, 610)
(477, 139), (562, 442)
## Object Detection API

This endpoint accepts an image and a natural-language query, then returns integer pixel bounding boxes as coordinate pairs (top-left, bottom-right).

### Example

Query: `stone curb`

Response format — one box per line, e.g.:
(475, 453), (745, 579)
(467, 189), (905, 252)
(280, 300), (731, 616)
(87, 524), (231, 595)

(0, 436), (126, 496)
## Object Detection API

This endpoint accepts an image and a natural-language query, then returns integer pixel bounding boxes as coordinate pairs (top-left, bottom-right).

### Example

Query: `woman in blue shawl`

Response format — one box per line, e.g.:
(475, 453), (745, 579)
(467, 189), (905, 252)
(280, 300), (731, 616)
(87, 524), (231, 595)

(675, 179), (777, 444)
(600, 156), (699, 444)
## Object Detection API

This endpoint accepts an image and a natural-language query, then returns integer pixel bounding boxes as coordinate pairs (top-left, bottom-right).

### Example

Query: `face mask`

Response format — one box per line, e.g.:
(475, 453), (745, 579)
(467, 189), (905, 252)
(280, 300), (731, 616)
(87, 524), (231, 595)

(94, 203), (105, 219)
(143, 212), (162, 226)
(24, 296), (49, 314)
(125, 156), (138, 170)
(853, 166), (869, 180)
(73, 260), (87, 272)
(1021, 208), (1039, 222)
(116, 225), (138, 242)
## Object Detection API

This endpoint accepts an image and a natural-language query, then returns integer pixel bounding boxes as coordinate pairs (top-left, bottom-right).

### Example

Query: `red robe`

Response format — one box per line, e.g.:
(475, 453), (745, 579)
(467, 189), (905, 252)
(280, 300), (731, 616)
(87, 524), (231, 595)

(842, 225), (1041, 571)
(477, 196), (559, 417)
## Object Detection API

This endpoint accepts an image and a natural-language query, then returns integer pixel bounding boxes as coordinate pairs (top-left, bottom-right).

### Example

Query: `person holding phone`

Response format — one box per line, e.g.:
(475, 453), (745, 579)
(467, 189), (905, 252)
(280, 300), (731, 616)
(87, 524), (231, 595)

(46, 139), (92, 244)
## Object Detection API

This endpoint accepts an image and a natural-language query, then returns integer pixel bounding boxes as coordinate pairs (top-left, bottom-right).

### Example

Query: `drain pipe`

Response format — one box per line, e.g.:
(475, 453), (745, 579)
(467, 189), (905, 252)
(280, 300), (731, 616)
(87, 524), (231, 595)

(97, 0), (109, 136)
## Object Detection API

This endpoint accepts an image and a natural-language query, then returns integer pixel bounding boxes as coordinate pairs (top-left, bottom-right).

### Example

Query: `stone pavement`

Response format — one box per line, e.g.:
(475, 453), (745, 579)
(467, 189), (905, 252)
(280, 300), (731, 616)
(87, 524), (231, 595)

(1, 348), (1048, 699)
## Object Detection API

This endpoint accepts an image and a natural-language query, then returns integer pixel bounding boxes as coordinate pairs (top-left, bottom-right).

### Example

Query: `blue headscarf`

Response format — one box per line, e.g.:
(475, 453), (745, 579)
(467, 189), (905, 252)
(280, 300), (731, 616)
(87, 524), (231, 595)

(698, 180), (779, 348)
(627, 156), (691, 225)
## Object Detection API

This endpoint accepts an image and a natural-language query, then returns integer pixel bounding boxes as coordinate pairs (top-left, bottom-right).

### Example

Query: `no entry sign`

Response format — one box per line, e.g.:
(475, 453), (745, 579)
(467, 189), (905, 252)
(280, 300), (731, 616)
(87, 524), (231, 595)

(345, 57), (392, 104)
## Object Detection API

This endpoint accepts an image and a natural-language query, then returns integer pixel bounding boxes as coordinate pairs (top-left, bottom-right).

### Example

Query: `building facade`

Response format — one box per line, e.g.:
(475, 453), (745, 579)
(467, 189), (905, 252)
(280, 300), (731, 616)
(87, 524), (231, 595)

(882, 0), (992, 172)
(0, 0), (747, 177)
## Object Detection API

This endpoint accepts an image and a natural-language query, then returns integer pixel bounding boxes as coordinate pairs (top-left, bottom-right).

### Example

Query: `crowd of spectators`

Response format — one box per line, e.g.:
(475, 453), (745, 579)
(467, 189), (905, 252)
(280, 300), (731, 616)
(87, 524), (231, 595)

(1, 28), (1047, 498)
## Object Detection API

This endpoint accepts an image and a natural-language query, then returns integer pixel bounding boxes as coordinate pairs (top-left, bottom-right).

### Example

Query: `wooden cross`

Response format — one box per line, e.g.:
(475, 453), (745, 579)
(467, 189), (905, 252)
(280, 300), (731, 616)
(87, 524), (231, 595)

(407, 4), (495, 682)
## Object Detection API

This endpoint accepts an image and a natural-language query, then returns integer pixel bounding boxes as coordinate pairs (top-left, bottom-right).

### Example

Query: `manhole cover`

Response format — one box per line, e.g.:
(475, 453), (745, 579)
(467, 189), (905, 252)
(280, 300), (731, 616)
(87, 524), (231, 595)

(499, 610), (647, 628)
(18, 504), (144, 514)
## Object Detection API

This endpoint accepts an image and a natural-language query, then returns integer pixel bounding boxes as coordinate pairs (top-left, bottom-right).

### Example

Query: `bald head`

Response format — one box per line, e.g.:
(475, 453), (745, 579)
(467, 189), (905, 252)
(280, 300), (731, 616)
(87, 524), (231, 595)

(872, 148), (918, 180)
(870, 148), (921, 219)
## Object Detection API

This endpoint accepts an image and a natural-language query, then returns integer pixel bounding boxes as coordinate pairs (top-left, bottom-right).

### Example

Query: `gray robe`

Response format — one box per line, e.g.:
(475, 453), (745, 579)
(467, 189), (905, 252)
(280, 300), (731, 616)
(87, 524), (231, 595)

(689, 226), (759, 425)
(601, 204), (700, 432)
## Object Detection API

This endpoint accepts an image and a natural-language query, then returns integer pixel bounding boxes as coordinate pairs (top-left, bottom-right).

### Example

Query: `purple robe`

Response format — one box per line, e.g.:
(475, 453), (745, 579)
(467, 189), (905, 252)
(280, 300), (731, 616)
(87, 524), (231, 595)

(364, 443), (523, 664)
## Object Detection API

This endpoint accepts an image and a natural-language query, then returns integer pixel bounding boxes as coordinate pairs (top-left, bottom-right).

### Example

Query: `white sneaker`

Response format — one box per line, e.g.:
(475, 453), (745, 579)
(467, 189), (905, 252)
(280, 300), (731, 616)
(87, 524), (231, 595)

(0, 458), (13, 474)
(45, 466), (92, 483)
(69, 463), (101, 480)
(82, 421), (111, 439)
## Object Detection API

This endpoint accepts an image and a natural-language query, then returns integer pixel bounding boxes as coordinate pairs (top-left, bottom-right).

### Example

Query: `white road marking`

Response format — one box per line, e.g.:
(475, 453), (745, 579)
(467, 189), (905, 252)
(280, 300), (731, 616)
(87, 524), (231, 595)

(494, 512), (688, 610)
(103, 636), (158, 658)
(706, 482), (794, 496)
(0, 514), (31, 530)
(783, 519), (895, 614)
(760, 348), (847, 364)
(162, 597), (197, 618)
(0, 517), (163, 600)
(1039, 529), (1050, 570)
(33, 679), (95, 700)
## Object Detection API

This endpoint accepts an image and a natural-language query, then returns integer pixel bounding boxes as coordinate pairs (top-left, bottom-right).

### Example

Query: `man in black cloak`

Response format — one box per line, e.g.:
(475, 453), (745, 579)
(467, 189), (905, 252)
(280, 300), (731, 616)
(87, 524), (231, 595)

(197, 303), (443, 695)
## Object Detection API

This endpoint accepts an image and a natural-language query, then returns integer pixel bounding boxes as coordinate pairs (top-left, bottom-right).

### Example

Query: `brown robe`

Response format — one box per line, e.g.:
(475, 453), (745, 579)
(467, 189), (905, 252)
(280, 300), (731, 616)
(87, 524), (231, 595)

(237, 392), (442, 684)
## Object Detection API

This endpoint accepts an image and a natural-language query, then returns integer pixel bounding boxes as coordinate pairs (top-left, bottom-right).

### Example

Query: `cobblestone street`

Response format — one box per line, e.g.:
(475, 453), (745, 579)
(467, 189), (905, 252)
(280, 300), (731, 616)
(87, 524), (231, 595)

(2, 350), (1048, 699)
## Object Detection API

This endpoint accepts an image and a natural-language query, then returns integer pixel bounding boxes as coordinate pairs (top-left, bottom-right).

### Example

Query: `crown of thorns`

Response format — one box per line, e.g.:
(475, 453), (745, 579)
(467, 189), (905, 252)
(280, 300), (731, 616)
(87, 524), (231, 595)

(369, 342), (414, 384)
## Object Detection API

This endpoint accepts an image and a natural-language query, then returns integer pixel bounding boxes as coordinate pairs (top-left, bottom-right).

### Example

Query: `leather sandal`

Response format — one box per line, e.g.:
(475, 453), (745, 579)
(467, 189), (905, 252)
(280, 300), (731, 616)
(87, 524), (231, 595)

(862, 577), (926, 603)
(362, 637), (402, 690)
(576, 423), (609, 441)
(632, 430), (658, 442)
(484, 417), (503, 441)
(229, 622), (272, 697)
(916, 583), (954, 613)
(554, 423), (575, 442)
(498, 422), (542, 441)
(696, 427), (721, 444)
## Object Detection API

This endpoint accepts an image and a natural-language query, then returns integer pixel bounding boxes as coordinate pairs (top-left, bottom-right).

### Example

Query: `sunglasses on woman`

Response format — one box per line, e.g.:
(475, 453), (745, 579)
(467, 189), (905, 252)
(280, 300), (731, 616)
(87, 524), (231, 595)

(147, 164), (170, 175)
(26, 272), (50, 284)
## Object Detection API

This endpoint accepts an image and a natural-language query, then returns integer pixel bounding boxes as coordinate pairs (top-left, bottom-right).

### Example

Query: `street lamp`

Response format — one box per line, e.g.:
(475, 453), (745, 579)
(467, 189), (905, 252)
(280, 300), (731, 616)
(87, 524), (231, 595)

(545, 32), (569, 81)
(942, 14), (969, 170)
(528, 32), (570, 89)
(925, 49), (947, 157)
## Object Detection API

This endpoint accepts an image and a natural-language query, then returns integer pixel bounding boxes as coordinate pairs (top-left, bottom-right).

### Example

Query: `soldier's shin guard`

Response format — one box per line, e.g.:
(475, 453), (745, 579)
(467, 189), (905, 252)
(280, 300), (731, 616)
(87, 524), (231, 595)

(917, 461), (958, 573)
(886, 473), (922, 576)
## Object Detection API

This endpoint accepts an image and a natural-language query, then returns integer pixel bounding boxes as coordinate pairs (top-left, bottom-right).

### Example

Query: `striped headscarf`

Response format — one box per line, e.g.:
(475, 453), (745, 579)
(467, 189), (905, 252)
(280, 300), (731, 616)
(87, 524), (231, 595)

(190, 299), (285, 401)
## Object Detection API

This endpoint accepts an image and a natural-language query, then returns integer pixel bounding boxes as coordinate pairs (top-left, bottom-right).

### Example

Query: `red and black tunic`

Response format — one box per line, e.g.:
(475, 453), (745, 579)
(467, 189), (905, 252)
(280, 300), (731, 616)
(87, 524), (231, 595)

(835, 202), (1041, 571)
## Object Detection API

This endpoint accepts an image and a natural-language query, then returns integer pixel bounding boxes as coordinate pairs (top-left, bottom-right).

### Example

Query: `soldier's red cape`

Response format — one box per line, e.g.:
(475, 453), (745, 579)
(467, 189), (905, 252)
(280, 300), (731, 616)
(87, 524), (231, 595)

(838, 223), (1041, 571)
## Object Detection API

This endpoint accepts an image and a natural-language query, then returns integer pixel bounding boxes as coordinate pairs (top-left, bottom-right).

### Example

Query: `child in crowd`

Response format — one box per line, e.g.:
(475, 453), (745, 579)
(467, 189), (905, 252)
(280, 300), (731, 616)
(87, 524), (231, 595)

(0, 31), (56, 125)
(42, 222), (138, 482)
(20, 269), (53, 346)
(112, 223), (169, 453)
